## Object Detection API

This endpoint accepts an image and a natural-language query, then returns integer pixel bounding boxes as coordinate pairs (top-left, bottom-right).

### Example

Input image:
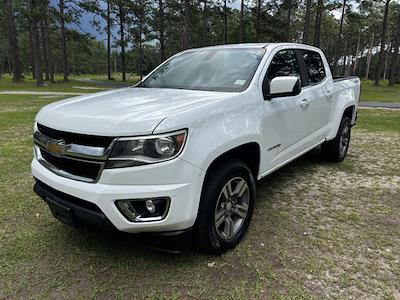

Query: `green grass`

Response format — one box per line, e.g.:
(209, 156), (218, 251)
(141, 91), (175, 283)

(357, 108), (400, 132)
(84, 73), (140, 84)
(0, 73), (138, 93)
(0, 74), (107, 93)
(0, 94), (400, 298)
(0, 77), (100, 93)
(360, 79), (400, 103)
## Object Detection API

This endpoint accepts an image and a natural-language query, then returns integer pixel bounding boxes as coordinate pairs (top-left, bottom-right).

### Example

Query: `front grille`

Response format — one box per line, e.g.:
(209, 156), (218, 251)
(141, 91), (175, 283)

(40, 149), (102, 181)
(37, 124), (114, 148)
(36, 124), (115, 182)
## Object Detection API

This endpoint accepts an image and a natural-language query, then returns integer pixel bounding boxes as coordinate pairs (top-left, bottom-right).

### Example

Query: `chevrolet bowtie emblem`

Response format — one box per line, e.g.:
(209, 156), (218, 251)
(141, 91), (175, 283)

(46, 139), (70, 156)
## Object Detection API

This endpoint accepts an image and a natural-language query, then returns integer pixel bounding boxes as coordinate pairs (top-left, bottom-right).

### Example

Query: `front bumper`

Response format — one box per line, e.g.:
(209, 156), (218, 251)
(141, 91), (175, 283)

(33, 179), (194, 252)
(31, 156), (205, 233)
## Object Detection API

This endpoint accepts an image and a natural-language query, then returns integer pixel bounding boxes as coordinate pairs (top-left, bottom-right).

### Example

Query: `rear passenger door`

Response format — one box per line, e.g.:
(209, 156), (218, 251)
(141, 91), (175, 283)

(300, 50), (333, 139)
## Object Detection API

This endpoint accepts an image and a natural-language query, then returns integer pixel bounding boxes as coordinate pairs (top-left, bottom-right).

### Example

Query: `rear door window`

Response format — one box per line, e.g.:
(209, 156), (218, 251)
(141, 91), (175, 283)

(302, 50), (326, 84)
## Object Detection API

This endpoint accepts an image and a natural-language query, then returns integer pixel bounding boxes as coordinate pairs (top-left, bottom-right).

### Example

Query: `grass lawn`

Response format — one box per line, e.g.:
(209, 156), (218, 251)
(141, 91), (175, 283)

(83, 73), (141, 84)
(0, 74), (137, 93)
(360, 79), (400, 103)
(0, 94), (400, 298)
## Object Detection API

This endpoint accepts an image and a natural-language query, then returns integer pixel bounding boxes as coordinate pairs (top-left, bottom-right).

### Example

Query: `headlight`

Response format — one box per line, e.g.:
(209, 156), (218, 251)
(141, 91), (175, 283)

(105, 129), (187, 168)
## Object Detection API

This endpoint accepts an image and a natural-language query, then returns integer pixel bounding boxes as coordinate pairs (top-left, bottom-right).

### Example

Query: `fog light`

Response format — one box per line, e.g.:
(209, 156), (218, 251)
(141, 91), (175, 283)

(145, 200), (156, 213)
(115, 197), (170, 222)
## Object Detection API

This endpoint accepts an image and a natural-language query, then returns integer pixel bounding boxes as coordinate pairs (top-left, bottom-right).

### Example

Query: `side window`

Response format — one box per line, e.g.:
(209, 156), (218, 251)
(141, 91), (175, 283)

(302, 50), (326, 84)
(266, 50), (301, 83)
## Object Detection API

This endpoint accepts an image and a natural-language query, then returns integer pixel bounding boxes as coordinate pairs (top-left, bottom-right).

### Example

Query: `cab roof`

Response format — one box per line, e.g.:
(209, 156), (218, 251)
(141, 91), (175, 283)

(187, 43), (321, 52)
(198, 43), (271, 49)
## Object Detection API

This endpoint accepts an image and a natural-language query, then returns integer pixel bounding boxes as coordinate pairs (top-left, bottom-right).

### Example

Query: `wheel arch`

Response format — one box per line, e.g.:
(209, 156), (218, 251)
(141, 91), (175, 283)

(327, 104), (356, 140)
(194, 143), (259, 252)
(203, 142), (261, 181)
(343, 105), (356, 124)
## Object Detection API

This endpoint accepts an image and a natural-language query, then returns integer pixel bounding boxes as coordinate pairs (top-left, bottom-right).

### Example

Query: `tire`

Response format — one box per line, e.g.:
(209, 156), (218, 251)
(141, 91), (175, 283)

(195, 160), (256, 254)
(321, 115), (351, 162)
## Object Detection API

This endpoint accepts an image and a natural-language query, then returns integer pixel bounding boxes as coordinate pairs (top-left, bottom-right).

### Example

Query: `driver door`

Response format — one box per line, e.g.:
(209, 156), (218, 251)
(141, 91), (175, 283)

(261, 49), (314, 171)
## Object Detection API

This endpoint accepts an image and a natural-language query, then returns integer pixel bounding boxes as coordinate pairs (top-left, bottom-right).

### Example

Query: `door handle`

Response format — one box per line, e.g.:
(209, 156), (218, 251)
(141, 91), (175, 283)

(326, 90), (334, 98)
(300, 99), (310, 108)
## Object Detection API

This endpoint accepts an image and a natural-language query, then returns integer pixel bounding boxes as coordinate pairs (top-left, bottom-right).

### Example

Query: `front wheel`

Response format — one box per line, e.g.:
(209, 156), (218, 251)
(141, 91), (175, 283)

(322, 115), (352, 162)
(195, 160), (256, 254)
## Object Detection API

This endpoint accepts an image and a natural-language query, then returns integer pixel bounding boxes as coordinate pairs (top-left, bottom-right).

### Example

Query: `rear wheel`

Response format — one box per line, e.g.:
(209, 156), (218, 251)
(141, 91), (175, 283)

(195, 160), (255, 254)
(322, 115), (351, 162)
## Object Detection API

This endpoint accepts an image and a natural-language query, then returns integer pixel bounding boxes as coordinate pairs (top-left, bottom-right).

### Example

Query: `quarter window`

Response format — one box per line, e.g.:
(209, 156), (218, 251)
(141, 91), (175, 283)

(302, 50), (326, 84)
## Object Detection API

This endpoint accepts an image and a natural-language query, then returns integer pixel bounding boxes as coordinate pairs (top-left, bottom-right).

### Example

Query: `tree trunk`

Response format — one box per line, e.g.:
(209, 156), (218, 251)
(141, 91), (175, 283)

(40, 19), (50, 81)
(286, 0), (292, 41)
(107, 0), (112, 80)
(0, 55), (3, 78)
(302, 0), (311, 44)
(30, 0), (44, 86)
(138, 0), (143, 81)
(183, 0), (190, 49)
(255, 0), (261, 42)
(352, 32), (361, 76)
(388, 46), (399, 86)
(44, 12), (54, 83)
(223, 0), (228, 44)
(159, 0), (166, 62)
(202, 0), (208, 46)
(383, 39), (391, 80)
(374, 0), (390, 86)
(139, 37), (143, 80)
(313, 0), (323, 47)
(239, 0), (244, 43)
(389, 36), (400, 86)
(341, 38), (348, 76)
(59, 0), (69, 81)
(28, 27), (36, 79)
(7, 55), (12, 75)
(118, 4), (126, 81)
(5, 0), (22, 81)
(332, 0), (347, 75)
(365, 32), (374, 79)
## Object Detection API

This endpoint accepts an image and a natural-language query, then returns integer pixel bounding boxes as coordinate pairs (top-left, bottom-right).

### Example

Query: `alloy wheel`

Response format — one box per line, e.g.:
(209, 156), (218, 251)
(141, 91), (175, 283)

(214, 177), (250, 240)
(339, 123), (350, 157)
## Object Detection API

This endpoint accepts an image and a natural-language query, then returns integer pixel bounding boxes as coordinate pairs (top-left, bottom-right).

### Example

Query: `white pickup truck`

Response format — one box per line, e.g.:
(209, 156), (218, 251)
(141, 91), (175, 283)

(32, 43), (360, 253)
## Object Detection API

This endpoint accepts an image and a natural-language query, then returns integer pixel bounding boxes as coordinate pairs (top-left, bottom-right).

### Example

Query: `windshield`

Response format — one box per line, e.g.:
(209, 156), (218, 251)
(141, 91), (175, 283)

(138, 48), (265, 92)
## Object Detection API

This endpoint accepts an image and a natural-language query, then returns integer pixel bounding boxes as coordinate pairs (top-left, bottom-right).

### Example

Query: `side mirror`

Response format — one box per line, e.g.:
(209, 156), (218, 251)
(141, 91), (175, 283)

(265, 76), (301, 100)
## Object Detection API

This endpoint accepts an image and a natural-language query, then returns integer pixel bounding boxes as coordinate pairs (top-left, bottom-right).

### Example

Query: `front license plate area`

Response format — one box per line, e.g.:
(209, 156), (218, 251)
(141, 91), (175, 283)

(47, 198), (79, 227)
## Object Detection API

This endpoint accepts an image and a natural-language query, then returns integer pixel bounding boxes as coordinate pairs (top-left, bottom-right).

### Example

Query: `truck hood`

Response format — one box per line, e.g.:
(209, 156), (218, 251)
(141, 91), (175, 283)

(35, 87), (233, 136)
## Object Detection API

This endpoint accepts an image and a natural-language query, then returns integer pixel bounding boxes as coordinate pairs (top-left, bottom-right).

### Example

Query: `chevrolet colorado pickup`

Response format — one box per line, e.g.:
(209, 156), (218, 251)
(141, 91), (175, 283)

(32, 43), (360, 253)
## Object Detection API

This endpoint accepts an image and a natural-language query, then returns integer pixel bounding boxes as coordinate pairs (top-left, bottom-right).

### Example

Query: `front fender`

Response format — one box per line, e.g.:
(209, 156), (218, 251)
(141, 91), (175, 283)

(154, 89), (264, 173)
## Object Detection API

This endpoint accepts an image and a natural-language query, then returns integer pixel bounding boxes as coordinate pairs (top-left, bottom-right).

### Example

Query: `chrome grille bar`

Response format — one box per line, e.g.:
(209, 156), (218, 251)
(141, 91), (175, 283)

(33, 128), (114, 161)
(34, 146), (103, 183)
